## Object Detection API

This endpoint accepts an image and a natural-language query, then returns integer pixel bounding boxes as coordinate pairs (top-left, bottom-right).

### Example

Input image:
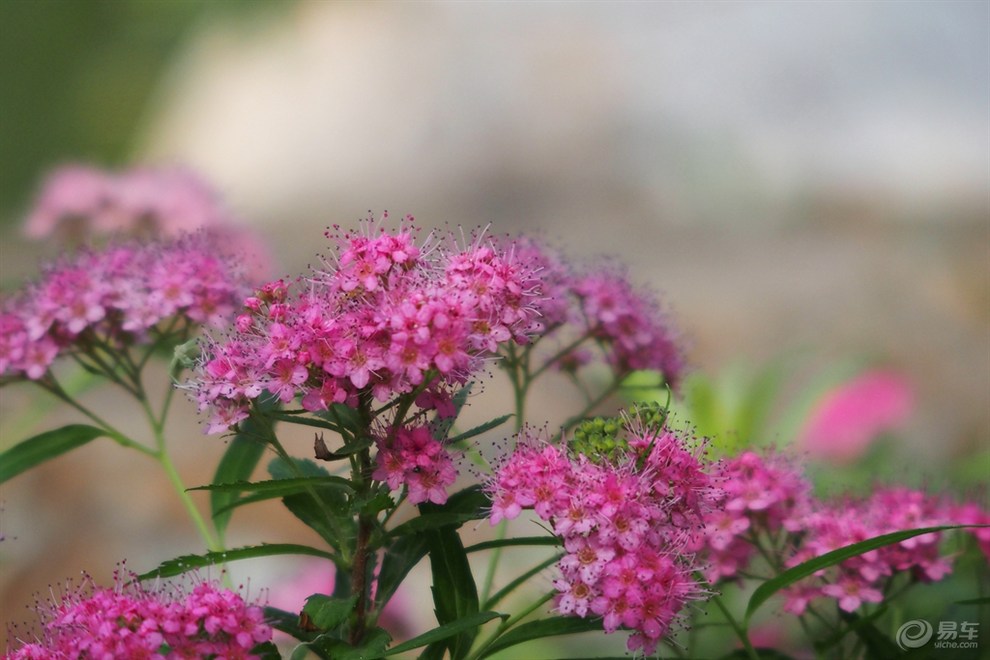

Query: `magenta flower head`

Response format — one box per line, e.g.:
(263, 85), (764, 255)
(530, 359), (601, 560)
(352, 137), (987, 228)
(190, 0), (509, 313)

(486, 404), (717, 655)
(25, 164), (234, 240)
(798, 369), (915, 464)
(692, 450), (813, 584)
(21, 164), (273, 279)
(783, 487), (955, 615)
(191, 216), (546, 434)
(4, 568), (272, 659)
(0, 232), (249, 383)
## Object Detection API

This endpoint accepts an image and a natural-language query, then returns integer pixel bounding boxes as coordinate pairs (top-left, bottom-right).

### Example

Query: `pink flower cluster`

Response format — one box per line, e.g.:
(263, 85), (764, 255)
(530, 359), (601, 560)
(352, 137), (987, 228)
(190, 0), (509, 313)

(24, 165), (237, 240)
(783, 487), (954, 614)
(572, 270), (684, 381)
(373, 424), (458, 505)
(1, 234), (247, 381)
(490, 237), (686, 388)
(690, 450), (986, 616)
(192, 219), (544, 433)
(692, 451), (812, 583)
(487, 423), (717, 655)
(5, 573), (272, 659)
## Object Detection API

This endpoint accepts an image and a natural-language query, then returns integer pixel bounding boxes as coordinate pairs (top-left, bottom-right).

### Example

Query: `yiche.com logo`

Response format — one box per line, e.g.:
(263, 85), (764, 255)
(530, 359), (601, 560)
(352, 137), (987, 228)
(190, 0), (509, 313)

(897, 620), (934, 650)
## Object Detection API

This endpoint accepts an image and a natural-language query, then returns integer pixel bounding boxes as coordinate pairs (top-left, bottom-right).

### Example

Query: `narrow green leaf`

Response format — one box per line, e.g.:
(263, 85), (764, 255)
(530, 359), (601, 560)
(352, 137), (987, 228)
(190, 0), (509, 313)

(211, 406), (272, 538)
(303, 594), (358, 631)
(313, 627), (391, 660)
(387, 512), (482, 539)
(375, 534), (429, 611)
(137, 543), (334, 580)
(465, 536), (561, 553)
(385, 611), (506, 655)
(955, 596), (990, 605)
(270, 413), (342, 433)
(0, 424), (105, 483)
(422, 503), (480, 659)
(484, 554), (562, 610)
(269, 456), (355, 552)
(446, 414), (512, 445)
(839, 609), (900, 659)
(249, 641), (282, 660)
(196, 476), (354, 519)
(745, 524), (971, 624)
(432, 383), (472, 439)
(478, 616), (602, 658)
(194, 476), (354, 494)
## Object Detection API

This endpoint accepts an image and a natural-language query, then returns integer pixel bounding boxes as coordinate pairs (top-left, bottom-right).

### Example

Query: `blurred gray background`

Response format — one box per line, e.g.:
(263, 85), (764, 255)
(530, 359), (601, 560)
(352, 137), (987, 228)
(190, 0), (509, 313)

(1, 1), (987, 654)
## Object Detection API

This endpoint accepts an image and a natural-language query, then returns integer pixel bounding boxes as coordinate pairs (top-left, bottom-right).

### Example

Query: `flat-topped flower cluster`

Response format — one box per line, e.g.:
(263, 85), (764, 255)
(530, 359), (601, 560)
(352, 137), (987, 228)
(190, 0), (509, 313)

(689, 450), (988, 616)
(5, 572), (272, 659)
(0, 232), (247, 381)
(486, 406), (717, 656)
(191, 219), (547, 432)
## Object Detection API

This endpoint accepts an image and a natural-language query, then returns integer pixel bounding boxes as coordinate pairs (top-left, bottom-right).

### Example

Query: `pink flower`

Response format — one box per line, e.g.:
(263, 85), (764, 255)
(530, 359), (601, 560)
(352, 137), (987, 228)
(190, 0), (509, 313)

(192, 217), (545, 433)
(798, 369), (914, 464)
(3, 569), (271, 659)
(373, 424), (458, 505)
(486, 419), (715, 652)
(1, 234), (248, 382)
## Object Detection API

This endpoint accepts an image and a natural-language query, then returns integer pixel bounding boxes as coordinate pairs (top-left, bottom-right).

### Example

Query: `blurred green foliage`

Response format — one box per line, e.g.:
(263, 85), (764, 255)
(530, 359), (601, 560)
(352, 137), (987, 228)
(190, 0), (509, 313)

(0, 0), (291, 225)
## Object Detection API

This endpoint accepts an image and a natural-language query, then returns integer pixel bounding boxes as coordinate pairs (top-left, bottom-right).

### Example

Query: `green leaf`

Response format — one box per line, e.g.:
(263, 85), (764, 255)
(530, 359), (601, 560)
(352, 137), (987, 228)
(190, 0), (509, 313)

(446, 414), (512, 445)
(745, 524), (971, 625)
(210, 431), (267, 539)
(422, 501), (481, 659)
(375, 533), (429, 611)
(387, 512), (483, 539)
(465, 536), (561, 553)
(268, 456), (356, 551)
(385, 611), (506, 655)
(955, 596), (990, 605)
(195, 476), (354, 518)
(478, 616), (602, 658)
(0, 424), (105, 483)
(137, 543), (334, 579)
(314, 403), (366, 437)
(838, 609), (900, 659)
(303, 594), (358, 631)
(312, 627), (391, 660)
(432, 384), (472, 439)
(249, 641), (283, 660)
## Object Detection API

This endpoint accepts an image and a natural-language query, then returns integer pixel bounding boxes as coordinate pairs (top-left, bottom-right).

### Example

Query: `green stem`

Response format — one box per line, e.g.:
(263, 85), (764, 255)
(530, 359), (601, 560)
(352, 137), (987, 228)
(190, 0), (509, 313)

(39, 380), (155, 456)
(710, 594), (758, 660)
(157, 445), (223, 552)
(467, 591), (555, 660)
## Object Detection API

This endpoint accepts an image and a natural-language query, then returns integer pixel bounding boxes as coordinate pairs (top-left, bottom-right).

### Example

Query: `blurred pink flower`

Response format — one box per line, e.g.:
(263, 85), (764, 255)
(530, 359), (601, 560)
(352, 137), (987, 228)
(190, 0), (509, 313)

(23, 163), (274, 280)
(798, 369), (914, 464)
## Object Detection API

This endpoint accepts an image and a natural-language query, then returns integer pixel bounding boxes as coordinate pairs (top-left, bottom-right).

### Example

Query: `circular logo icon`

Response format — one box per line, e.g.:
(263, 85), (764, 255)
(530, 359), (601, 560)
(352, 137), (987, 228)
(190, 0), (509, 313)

(896, 619), (933, 650)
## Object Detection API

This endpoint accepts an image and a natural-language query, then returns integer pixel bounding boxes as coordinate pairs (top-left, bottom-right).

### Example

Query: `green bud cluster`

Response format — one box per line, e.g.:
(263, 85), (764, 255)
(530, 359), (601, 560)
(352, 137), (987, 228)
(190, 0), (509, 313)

(628, 401), (669, 432)
(569, 415), (627, 463)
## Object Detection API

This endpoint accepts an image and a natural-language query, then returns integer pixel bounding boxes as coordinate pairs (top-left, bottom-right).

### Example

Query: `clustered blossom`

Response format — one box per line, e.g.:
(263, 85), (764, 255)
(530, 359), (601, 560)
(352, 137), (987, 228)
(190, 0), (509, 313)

(373, 424), (457, 505)
(689, 450), (982, 617)
(192, 218), (545, 433)
(4, 572), (272, 659)
(490, 236), (686, 388)
(0, 233), (247, 381)
(25, 164), (237, 240)
(783, 487), (955, 615)
(486, 418), (717, 655)
(691, 451), (812, 583)
(571, 270), (684, 383)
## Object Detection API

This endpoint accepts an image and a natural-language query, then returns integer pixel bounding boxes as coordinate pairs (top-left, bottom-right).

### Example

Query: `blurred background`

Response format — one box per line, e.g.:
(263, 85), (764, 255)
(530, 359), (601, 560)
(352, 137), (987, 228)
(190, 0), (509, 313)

(1, 0), (987, 655)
